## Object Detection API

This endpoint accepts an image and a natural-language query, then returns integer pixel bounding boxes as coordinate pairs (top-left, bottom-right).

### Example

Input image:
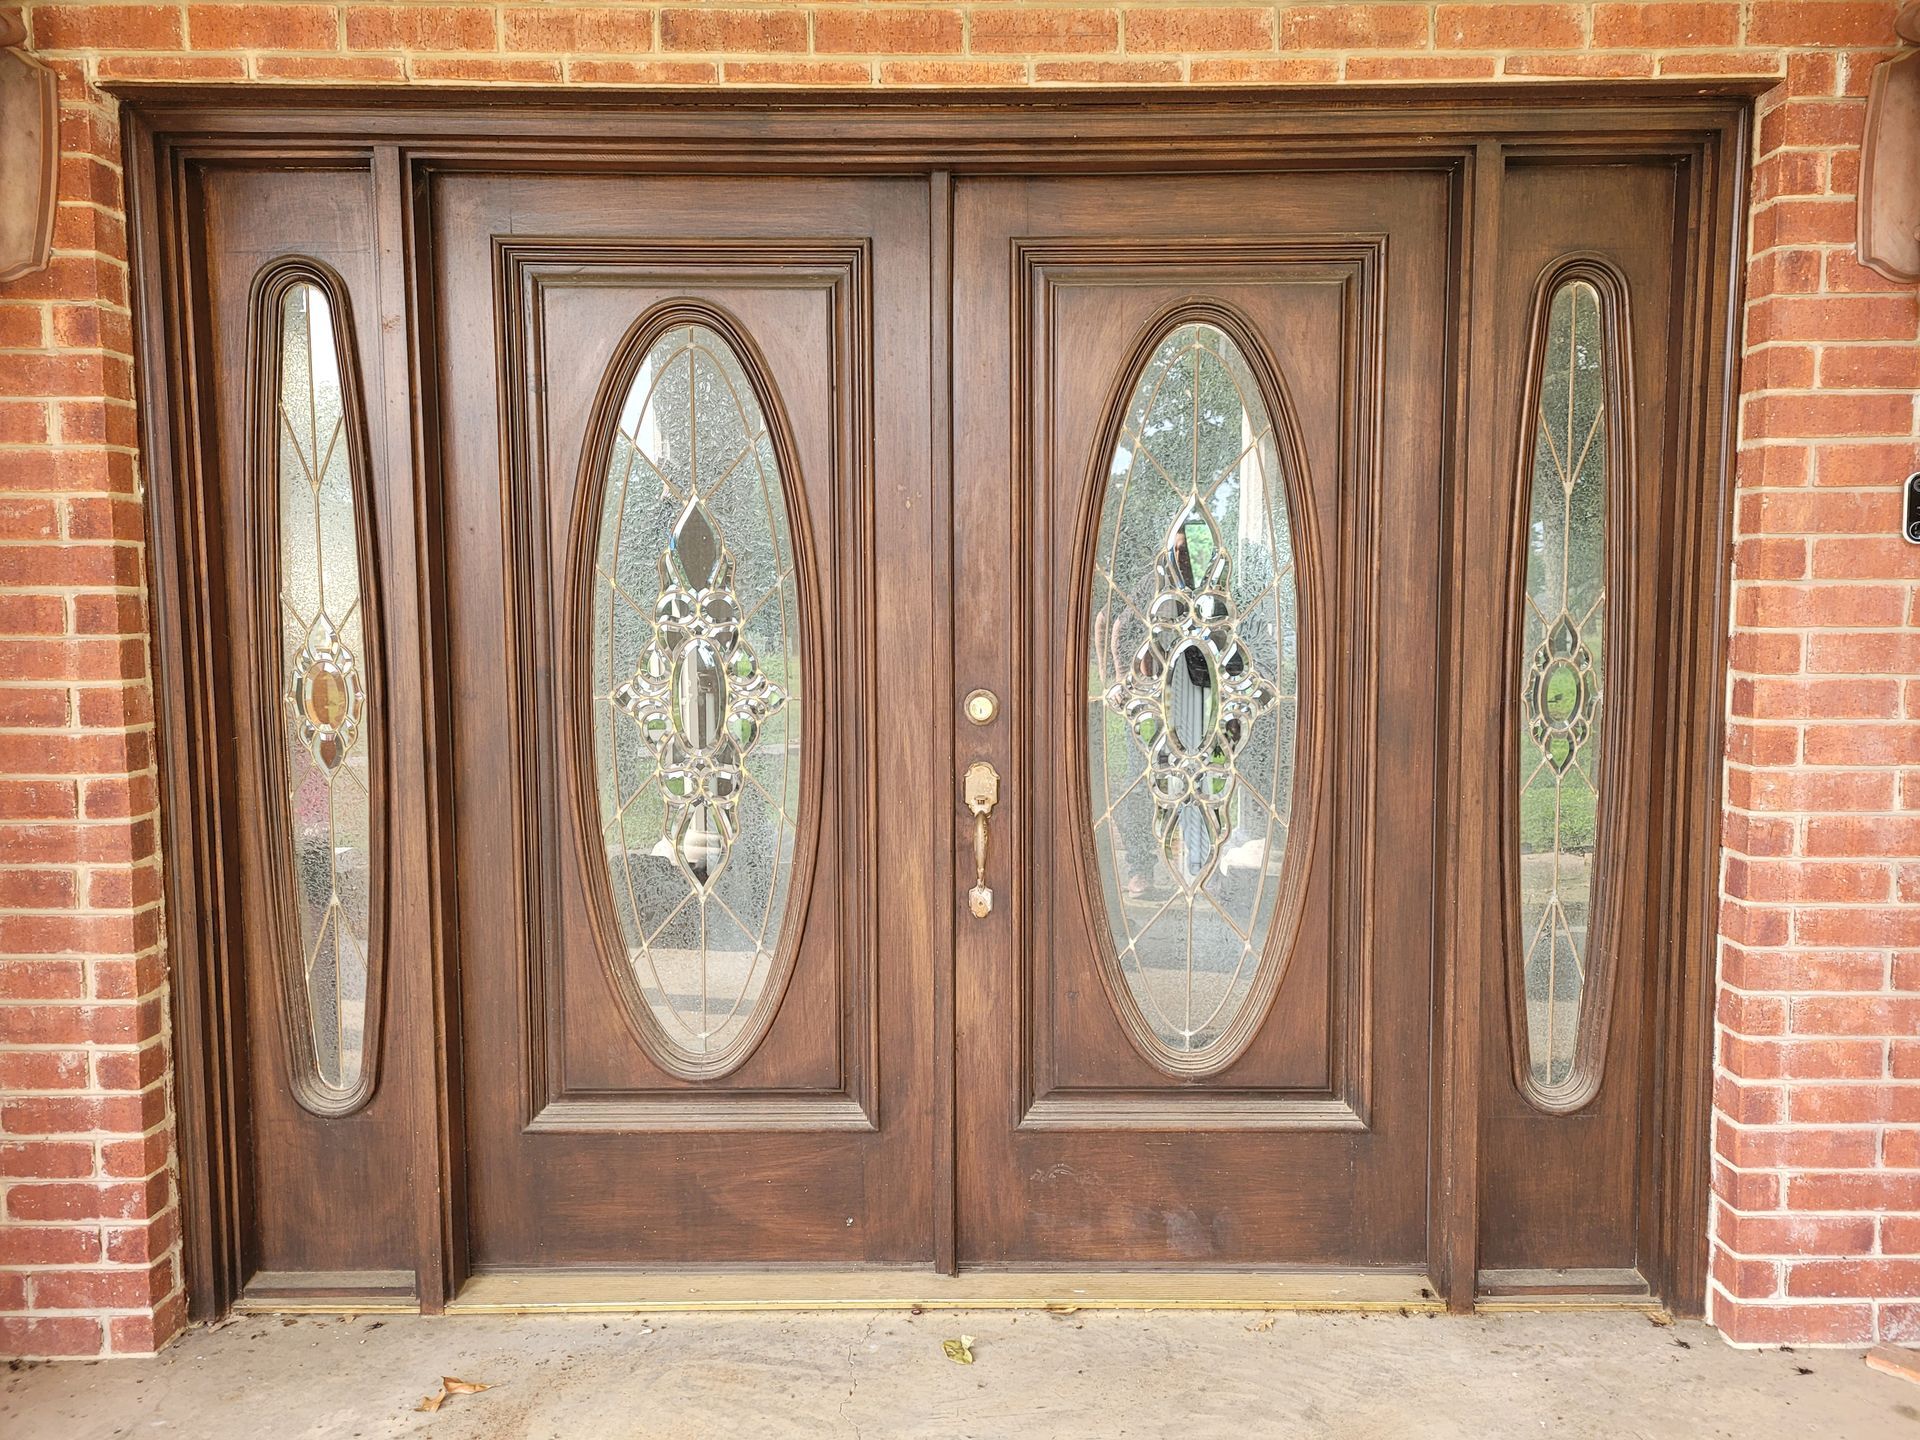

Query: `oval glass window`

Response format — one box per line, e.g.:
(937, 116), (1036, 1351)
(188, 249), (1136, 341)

(1515, 273), (1618, 1106)
(1088, 319), (1302, 1069)
(266, 271), (382, 1114)
(586, 318), (803, 1076)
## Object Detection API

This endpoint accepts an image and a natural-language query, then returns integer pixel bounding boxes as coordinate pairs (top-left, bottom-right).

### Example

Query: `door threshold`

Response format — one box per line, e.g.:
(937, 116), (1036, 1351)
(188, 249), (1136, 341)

(234, 1269), (420, 1315)
(446, 1268), (1442, 1315)
(1474, 1268), (1659, 1314)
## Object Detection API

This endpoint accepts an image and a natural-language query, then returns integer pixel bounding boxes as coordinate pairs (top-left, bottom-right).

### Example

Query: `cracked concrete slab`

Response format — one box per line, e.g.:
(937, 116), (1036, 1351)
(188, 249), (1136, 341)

(4, 1308), (1916, 1439)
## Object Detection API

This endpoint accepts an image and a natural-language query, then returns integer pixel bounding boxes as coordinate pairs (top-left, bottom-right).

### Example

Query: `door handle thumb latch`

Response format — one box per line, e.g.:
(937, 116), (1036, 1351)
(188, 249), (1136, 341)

(964, 761), (999, 919)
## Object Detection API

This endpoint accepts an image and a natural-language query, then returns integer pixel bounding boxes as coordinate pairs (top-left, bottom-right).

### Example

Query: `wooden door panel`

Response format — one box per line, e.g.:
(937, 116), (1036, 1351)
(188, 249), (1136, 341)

(435, 174), (934, 1265)
(953, 172), (1450, 1266)
(1478, 159), (1680, 1276)
(197, 164), (419, 1289)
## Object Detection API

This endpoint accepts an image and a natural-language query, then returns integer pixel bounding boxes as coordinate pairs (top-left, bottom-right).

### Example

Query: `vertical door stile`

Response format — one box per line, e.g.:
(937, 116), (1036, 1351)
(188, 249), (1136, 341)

(1434, 139), (1504, 1312)
(929, 168), (960, 1277)
(371, 144), (466, 1312)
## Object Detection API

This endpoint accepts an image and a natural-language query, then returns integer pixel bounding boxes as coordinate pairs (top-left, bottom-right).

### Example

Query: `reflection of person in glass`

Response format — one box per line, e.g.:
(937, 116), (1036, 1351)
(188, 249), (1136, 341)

(1164, 525), (1217, 888)
(1093, 581), (1159, 902)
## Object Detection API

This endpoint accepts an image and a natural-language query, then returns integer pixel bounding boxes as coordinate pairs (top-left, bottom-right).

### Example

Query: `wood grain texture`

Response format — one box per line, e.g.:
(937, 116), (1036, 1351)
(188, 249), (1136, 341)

(953, 171), (1448, 1267)
(436, 176), (933, 1266)
(120, 87), (1746, 1317)
(1479, 159), (1676, 1280)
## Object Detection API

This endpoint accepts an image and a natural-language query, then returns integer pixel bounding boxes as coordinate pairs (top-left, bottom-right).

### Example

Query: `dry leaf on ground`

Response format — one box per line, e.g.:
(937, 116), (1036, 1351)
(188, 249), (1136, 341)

(1247, 1314), (1276, 1333)
(417, 1377), (491, 1412)
(942, 1335), (976, 1365)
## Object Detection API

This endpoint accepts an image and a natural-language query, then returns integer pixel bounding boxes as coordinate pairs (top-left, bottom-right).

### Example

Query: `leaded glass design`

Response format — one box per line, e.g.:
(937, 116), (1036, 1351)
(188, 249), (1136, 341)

(1518, 278), (1611, 1095)
(274, 279), (374, 1102)
(1088, 321), (1300, 1061)
(589, 321), (801, 1068)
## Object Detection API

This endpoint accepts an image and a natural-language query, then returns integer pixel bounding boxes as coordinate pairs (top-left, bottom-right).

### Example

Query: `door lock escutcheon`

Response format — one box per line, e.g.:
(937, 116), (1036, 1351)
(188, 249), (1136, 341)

(964, 761), (999, 918)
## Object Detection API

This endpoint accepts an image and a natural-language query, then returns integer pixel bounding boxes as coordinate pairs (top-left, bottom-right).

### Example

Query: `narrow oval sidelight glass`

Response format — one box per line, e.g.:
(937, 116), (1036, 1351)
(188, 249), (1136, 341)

(1517, 276), (1614, 1101)
(271, 276), (378, 1109)
(588, 319), (803, 1075)
(1088, 319), (1301, 1069)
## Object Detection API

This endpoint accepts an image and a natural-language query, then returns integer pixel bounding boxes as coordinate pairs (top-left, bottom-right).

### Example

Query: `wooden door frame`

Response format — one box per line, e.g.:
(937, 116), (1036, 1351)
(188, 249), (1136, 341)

(118, 82), (1753, 1321)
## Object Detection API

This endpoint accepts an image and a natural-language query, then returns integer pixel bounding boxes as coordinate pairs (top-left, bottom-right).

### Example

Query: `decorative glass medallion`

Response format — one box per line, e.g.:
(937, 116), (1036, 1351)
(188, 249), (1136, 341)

(1517, 277), (1611, 1095)
(1088, 321), (1301, 1062)
(589, 320), (802, 1069)
(273, 278), (375, 1101)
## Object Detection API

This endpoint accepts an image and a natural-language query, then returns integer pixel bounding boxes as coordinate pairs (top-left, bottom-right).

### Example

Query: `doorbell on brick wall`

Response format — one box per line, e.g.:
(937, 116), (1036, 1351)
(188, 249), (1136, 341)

(1905, 473), (1920, 545)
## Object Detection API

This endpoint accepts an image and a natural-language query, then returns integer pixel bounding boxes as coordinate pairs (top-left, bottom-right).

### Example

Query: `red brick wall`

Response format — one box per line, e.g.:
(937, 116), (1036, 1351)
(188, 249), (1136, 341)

(1717, 28), (1920, 1344)
(0, 0), (1913, 1357)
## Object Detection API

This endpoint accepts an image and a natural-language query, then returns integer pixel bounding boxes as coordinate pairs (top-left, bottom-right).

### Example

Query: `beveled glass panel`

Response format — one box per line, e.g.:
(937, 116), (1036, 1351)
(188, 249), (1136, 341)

(1089, 321), (1299, 1061)
(1518, 278), (1609, 1094)
(591, 322), (801, 1068)
(274, 280), (373, 1100)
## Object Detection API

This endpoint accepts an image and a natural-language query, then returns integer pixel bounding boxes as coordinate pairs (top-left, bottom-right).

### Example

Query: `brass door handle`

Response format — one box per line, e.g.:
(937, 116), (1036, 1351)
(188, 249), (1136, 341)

(964, 760), (999, 918)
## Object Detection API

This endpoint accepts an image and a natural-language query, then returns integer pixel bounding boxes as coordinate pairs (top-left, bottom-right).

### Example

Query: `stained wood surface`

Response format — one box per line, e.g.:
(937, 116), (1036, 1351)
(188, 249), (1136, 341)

(122, 88), (1747, 1317)
(951, 171), (1449, 1266)
(436, 174), (937, 1266)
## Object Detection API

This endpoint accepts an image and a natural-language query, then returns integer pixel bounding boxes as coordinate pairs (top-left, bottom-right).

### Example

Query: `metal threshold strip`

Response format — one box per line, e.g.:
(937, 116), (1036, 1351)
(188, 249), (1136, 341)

(445, 1269), (1443, 1315)
(231, 1268), (1664, 1317)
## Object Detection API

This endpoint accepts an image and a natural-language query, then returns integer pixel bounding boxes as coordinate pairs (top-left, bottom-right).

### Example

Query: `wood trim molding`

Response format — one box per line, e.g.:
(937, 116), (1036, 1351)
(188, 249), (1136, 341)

(494, 237), (879, 1132)
(127, 128), (250, 1320)
(1638, 122), (1750, 1319)
(1430, 143), (1500, 1313)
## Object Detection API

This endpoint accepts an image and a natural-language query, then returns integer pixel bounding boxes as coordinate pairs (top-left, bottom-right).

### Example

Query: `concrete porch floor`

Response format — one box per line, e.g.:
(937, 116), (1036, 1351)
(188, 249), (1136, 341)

(5, 1308), (1917, 1439)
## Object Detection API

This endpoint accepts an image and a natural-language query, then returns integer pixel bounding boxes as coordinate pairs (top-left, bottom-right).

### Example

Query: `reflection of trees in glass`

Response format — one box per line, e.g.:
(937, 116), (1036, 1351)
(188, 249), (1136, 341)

(1087, 322), (1299, 1058)
(274, 279), (375, 1101)
(590, 322), (802, 1065)
(1518, 278), (1612, 1093)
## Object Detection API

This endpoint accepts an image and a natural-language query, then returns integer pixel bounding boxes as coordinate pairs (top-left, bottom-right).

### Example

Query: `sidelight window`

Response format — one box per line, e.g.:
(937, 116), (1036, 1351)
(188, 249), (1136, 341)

(263, 269), (383, 1114)
(1514, 269), (1626, 1109)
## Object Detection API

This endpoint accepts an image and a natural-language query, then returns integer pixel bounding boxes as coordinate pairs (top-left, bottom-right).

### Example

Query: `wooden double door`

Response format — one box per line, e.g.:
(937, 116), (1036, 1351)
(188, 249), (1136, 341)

(431, 167), (1447, 1270)
(148, 91), (1743, 1312)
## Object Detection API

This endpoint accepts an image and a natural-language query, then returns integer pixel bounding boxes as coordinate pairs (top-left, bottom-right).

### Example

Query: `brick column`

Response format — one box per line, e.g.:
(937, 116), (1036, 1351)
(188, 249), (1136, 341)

(0, 53), (182, 1357)
(1712, 36), (1920, 1345)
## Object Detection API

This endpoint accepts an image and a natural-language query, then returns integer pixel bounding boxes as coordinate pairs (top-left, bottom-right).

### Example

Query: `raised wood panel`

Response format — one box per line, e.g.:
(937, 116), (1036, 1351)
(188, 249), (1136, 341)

(493, 242), (874, 1130)
(1018, 242), (1386, 1129)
